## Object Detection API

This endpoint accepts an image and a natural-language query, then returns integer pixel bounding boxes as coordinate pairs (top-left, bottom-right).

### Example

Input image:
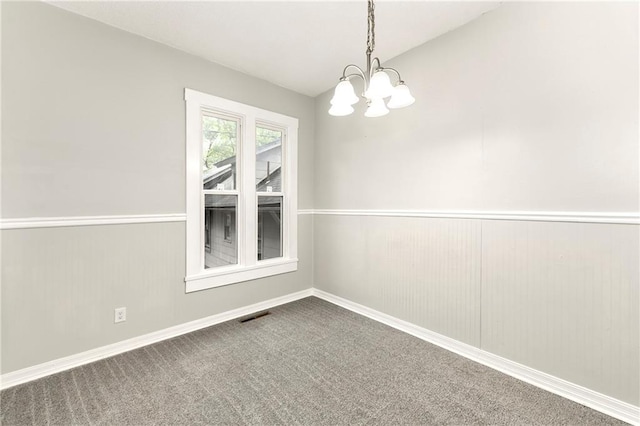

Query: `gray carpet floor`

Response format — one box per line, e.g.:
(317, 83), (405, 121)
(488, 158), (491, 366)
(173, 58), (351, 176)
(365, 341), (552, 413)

(0, 297), (627, 425)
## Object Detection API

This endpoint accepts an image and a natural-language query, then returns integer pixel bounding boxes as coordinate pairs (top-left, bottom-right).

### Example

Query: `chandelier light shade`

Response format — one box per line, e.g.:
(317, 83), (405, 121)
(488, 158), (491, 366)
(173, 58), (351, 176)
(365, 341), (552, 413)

(387, 83), (416, 109)
(328, 103), (355, 117)
(330, 80), (360, 106)
(364, 98), (389, 118)
(365, 70), (395, 99)
(329, 0), (415, 117)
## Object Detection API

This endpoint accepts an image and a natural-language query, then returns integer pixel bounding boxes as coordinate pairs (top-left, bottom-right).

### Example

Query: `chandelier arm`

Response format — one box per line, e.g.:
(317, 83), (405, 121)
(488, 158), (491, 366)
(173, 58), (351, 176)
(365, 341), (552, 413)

(345, 73), (366, 82)
(344, 73), (368, 99)
(370, 57), (382, 75)
(341, 64), (366, 80)
(379, 67), (404, 84)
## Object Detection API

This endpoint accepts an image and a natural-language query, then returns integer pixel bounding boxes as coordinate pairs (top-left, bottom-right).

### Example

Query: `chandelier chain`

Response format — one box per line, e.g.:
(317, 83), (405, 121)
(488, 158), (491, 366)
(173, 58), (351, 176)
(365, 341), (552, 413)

(366, 0), (375, 55)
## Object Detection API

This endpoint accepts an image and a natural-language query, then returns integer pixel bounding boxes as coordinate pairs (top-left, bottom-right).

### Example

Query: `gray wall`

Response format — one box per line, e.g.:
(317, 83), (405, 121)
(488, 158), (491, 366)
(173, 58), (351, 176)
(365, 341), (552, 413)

(1, 2), (314, 373)
(314, 2), (639, 405)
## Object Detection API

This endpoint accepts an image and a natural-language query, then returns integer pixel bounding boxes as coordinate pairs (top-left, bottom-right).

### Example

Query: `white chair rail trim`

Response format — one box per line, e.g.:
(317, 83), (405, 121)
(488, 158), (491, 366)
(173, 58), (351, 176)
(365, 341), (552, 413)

(301, 209), (640, 225)
(2, 210), (637, 230)
(0, 214), (187, 230)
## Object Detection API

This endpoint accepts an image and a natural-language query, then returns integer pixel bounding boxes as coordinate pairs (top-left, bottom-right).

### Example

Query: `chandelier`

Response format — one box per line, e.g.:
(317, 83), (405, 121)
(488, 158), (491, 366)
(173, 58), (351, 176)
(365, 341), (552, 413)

(329, 0), (415, 117)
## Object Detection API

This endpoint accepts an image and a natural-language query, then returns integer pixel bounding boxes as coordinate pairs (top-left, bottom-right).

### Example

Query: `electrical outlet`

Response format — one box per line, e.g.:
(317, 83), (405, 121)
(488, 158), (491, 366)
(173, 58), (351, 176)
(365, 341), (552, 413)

(114, 307), (126, 323)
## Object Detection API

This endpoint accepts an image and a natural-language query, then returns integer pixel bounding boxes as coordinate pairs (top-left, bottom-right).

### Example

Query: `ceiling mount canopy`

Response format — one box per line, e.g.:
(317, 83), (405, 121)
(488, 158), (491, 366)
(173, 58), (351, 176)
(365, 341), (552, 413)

(329, 0), (415, 117)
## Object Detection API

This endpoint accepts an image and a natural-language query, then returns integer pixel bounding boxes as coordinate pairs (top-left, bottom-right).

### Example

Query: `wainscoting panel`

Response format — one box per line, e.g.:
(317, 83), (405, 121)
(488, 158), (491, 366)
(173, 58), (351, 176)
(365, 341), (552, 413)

(481, 220), (640, 404)
(1, 223), (184, 373)
(313, 214), (639, 406)
(314, 215), (482, 347)
(1, 215), (314, 375)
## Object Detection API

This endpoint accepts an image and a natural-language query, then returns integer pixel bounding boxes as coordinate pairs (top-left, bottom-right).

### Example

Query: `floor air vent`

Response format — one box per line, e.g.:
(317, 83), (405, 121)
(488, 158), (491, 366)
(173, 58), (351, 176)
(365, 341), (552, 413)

(239, 311), (270, 323)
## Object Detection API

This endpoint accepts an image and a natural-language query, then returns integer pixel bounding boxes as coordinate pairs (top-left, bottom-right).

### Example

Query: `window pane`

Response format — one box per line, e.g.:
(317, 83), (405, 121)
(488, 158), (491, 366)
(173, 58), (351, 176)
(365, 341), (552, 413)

(256, 127), (282, 192)
(257, 196), (282, 261)
(203, 114), (237, 190)
(204, 194), (238, 269)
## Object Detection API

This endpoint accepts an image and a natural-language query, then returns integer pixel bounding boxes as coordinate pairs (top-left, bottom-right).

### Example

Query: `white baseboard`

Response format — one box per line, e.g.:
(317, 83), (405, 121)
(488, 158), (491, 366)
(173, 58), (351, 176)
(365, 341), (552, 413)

(312, 289), (640, 426)
(2, 286), (637, 425)
(0, 288), (313, 391)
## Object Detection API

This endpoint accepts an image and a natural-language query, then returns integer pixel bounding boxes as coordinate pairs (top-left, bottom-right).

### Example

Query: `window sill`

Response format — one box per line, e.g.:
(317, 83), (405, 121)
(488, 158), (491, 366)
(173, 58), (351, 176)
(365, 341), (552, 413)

(185, 258), (298, 293)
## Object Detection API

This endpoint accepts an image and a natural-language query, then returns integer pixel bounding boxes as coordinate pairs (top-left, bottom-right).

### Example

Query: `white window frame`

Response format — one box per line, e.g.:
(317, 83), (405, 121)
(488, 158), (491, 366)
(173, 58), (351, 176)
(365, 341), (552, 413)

(184, 88), (298, 293)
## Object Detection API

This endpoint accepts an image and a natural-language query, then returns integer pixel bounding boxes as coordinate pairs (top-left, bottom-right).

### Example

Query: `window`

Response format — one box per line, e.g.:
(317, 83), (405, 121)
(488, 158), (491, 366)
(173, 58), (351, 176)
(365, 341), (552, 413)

(185, 89), (298, 292)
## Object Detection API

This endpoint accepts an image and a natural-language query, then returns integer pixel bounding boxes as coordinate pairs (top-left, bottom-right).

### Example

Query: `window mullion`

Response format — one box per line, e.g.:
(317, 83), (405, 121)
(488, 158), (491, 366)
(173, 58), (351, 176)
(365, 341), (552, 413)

(242, 116), (257, 267)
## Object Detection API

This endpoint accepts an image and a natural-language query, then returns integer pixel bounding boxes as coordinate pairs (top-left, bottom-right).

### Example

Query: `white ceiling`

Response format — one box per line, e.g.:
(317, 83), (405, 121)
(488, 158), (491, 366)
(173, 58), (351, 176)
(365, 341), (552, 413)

(49, 1), (501, 97)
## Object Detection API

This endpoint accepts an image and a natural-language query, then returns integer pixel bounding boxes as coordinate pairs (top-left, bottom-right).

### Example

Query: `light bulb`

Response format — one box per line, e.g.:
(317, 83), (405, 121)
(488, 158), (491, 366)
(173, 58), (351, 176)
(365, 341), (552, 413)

(329, 103), (355, 116)
(365, 70), (394, 99)
(387, 83), (415, 109)
(364, 98), (389, 118)
(330, 80), (359, 106)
